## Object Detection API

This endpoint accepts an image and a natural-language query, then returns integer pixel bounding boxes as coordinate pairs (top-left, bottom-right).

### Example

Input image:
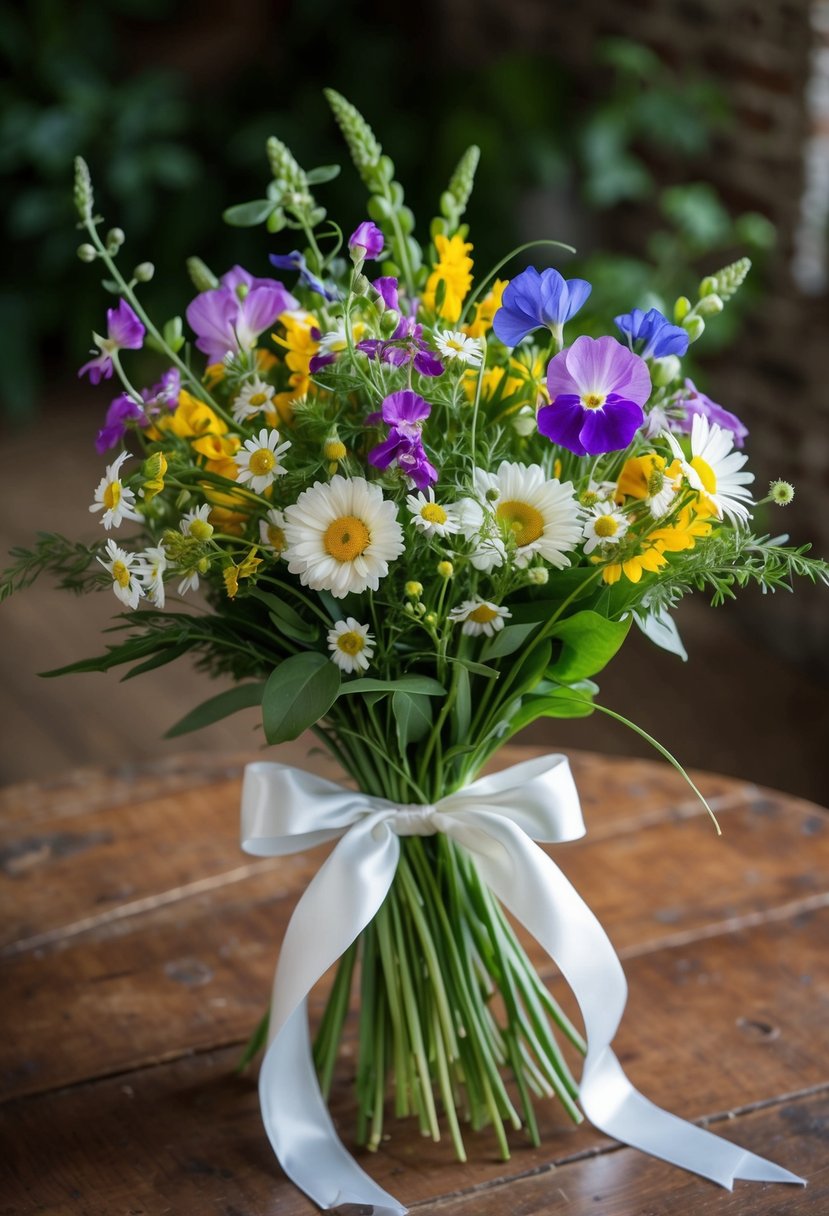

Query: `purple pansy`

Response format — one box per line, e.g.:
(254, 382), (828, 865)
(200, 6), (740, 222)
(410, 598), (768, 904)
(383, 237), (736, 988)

(538, 335), (651, 456)
(268, 250), (338, 301)
(79, 300), (145, 384)
(675, 378), (748, 448)
(349, 221), (385, 262)
(95, 368), (181, 453)
(492, 266), (592, 348)
(357, 317), (444, 378)
(368, 390), (437, 490)
(373, 276), (400, 312)
(614, 307), (689, 359)
(186, 265), (298, 362)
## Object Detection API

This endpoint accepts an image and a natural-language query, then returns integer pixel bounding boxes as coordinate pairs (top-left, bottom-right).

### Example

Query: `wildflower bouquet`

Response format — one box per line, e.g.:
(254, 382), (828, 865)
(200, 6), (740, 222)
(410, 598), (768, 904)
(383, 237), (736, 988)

(5, 91), (824, 1213)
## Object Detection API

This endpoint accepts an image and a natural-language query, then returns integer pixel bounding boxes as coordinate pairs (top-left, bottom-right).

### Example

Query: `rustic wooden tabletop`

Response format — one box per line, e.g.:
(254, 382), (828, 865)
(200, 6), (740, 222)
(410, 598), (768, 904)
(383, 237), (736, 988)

(2, 745), (827, 1214)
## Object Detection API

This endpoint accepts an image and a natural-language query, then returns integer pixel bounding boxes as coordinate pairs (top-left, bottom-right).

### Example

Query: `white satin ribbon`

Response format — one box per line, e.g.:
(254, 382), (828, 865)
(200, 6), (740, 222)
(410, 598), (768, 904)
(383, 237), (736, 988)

(241, 754), (804, 1214)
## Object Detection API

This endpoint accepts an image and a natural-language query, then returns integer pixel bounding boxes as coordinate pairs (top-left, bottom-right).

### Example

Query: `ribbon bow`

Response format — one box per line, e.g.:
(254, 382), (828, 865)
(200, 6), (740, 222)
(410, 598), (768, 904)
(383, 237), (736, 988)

(241, 754), (803, 1215)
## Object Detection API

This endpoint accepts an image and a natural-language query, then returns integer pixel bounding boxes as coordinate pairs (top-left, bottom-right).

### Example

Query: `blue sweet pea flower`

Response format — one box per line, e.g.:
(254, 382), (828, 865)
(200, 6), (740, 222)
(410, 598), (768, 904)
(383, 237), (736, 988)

(269, 251), (339, 301)
(492, 267), (592, 348)
(614, 307), (689, 359)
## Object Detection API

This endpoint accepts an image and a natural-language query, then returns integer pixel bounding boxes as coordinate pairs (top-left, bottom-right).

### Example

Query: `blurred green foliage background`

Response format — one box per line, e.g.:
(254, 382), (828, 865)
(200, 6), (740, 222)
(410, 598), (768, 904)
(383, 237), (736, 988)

(1, 0), (776, 421)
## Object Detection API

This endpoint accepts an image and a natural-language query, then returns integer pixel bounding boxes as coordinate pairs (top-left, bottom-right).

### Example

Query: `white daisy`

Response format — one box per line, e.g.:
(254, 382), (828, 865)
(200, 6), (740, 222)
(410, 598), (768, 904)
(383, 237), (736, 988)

(665, 415), (754, 524)
(137, 545), (167, 608)
(231, 377), (275, 424)
(180, 504), (213, 541)
(234, 427), (291, 493)
(178, 570), (201, 596)
(317, 321), (364, 357)
(434, 329), (483, 367)
(97, 539), (144, 610)
(327, 617), (375, 674)
(449, 598), (512, 637)
(406, 489), (462, 537)
(283, 475), (405, 598)
(258, 508), (288, 556)
(582, 506), (629, 555)
(89, 452), (142, 531)
(473, 461), (583, 570)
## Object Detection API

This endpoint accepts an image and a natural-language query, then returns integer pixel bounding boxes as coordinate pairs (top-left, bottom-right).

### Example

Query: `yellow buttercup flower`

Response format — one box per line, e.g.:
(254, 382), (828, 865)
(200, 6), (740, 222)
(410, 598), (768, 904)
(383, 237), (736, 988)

(270, 311), (321, 423)
(597, 544), (668, 585)
(423, 234), (473, 323)
(156, 389), (227, 439)
(464, 279), (507, 339)
(649, 506), (714, 553)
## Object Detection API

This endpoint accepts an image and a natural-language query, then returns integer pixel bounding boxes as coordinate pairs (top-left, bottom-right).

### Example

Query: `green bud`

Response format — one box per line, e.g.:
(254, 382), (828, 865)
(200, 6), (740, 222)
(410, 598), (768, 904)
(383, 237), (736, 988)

(324, 89), (383, 185)
(351, 273), (371, 296)
(266, 136), (309, 193)
(696, 293), (723, 316)
(439, 145), (480, 235)
(186, 256), (219, 292)
(650, 354), (682, 387)
(415, 602), (427, 617)
(404, 601), (416, 617)
(698, 275), (718, 297)
(73, 156), (94, 223)
(423, 611), (438, 627)
(106, 227), (125, 250)
(436, 560), (454, 579)
(683, 315), (706, 342)
(380, 309), (400, 334)
(527, 567), (549, 586)
(77, 243), (97, 263)
(404, 580), (423, 599)
(134, 261), (155, 283)
(673, 296), (692, 323)
(769, 479), (795, 506)
(708, 256), (751, 301)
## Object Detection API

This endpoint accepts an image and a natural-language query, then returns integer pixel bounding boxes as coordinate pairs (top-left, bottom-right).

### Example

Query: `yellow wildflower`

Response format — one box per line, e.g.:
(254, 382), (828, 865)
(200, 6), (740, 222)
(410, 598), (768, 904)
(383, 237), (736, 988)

(223, 548), (262, 599)
(649, 506), (714, 553)
(423, 234), (473, 323)
(191, 432), (241, 478)
(464, 279), (507, 339)
(156, 389), (227, 439)
(140, 451), (167, 502)
(597, 545), (668, 585)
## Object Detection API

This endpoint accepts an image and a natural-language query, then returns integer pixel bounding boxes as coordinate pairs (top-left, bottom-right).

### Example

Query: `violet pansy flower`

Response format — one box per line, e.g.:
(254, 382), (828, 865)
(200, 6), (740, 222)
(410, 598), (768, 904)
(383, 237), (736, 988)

(349, 221), (384, 262)
(538, 335), (651, 456)
(79, 299), (145, 384)
(675, 378), (748, 448)
(492, 266), (591, 348)
(614, 307), (689, 359)
(95, 368), (181, 453)
(186, 265), (298, 362)
(368, 390), (438, 490)
(269, 250), (338, 301)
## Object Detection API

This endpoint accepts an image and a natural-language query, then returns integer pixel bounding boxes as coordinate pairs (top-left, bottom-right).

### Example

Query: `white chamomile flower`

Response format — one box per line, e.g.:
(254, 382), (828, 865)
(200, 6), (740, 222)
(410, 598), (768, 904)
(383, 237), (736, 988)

(473, 461), (583, 570)
(317, 320), (364, 357)
(180, 504), (213, 540)
(406, 489), (462, 537)
(582, 506), (629, 555)
(97, 539), (144, 609)
(138, 545), (167, 608)
(89, 451), (142, 531)
(665, 415), (754, 524)
(434, 329), (483, 367)
(259, 508), (287, 556)
(231, 377), (275, 423)
(234, 427), (291, 493)
(283, 475), (405, 598)
(327, 617), (375, 674)
(178, 570), (201, 596)
(449, 598), (512, 638)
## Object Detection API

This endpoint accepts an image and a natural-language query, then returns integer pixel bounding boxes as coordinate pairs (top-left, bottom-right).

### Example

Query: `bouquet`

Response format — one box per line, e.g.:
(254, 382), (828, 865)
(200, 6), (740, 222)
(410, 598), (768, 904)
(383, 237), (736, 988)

(5, 90), (824, 1213)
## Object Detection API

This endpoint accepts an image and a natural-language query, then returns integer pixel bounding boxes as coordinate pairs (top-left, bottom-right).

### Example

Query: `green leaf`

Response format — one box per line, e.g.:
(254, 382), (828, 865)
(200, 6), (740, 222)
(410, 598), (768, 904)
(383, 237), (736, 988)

(248, 587), (318, 642)
(222, 199), (276, 227)
(453, 665), (471, 745)
(446, 655), (500, 679)
(165, 682), (266, 738)
(547, 611), (630, 682)
(262, 653), (341, 744)
(509, 680), (598, 733)
(393, 690), (432, 750)
(481, 622), (538, 661)
(337, 675), (446, 697)
(509, 641), (552, 697)
(306, 164), (341, 185)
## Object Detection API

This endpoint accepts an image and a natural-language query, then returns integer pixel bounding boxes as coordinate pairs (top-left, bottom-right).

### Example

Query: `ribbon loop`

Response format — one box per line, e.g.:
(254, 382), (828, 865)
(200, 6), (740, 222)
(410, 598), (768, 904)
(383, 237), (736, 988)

(241, 755), (804, 1214)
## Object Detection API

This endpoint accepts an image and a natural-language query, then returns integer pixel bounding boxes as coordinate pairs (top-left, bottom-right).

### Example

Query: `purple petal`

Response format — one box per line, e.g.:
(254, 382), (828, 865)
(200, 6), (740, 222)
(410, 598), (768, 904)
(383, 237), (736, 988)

(536, 396), (588, 456)
(349, 221), (385, 260)
(309, 353), (336, 373)
(413, 349), (445, 377)
(563, 335), (651, 406)
(186, 288), (240, 360)
(268, 251), (303, 272)
(368, 433), (401, 470)
(381, 390), (431, 428)
(578, 395), (643, 454)
(107, 300), (145, 350)
(492, 306), (538, 347)
(238, 285), (297, 345)
(373, 276), (399, 311)
(545, 348), (581, 400)
(356, 338), (383, 360)
(95, 394), (146, 453)
(78, 353), (113, 384)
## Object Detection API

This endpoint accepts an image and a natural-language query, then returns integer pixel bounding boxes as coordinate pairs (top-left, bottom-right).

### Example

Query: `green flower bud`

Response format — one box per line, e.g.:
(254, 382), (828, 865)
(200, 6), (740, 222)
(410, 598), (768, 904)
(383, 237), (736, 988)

(106, 227), (125, 250)
(351, 273), (371, 296)
(423, 611), (438, 627)
(698, 275), (718, 297)
(403, 601), (416, 617)
(380, 309), (400, 334)
(696, 293), (723, 316)
(769, 479), (795, 505)
(683, 315), (706, 343)
(527, 567), (549, 586)
(404, 580), (423, 599)
(324, 89), (383, 185)
(134, 262), (155, 283)
(708, 256), (751, 302)
(186, 256), (219, 292)
(266, 136), (309, 193)
(77, 243), (97, 263)
(650, 355), (682, 387)
(73, 157), (94, 223)
(673, 296), (692, 323)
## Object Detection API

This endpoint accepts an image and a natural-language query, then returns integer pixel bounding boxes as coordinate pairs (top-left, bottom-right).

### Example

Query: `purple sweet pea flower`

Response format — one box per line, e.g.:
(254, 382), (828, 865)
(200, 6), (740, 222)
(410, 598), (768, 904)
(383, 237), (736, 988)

(373, 276), (399, 312)
(95, 368), (182, 453)
(357, 317), (444, 378)
(349, 221), (385, 262)
(186, 265), (298, 362)
(492, 266), (592, 348)
(268, 250), (338, 301)
(614, 307), (689, 359)
(79, 300), (145, 384)
(368, 390), (438, 489)
(538, 335), (651, 456)
(675, 378), (748, 447)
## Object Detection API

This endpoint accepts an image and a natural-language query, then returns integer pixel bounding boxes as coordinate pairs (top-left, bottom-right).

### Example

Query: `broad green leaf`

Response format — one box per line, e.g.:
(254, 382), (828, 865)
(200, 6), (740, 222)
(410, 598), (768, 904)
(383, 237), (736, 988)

(165, 682), (266, 738)
(222, 199), (276, 227)
(481, 622), (538, 661)
(509, 682), (597, 733)
(248, 587), (318, 642)
(337, 675), (445, 697)
(446, 656), (500, 678)
(547, 611), (630, 682)
(306, 164), (341, 185)
(393, 690), (432, 750)
(508, 640), (552, 697)
(262, 653), (340, 744)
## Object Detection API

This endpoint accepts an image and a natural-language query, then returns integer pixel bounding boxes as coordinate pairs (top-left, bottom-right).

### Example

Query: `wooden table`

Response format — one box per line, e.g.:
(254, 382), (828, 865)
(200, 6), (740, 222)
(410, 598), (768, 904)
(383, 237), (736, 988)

(2, 746), (827, 1214)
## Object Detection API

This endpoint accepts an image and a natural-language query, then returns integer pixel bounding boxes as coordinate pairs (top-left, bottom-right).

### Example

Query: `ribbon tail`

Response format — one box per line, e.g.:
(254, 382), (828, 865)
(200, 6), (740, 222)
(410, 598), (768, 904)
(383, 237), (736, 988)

(442, 811), (805, 1190)
(260, 812), (407, 1215)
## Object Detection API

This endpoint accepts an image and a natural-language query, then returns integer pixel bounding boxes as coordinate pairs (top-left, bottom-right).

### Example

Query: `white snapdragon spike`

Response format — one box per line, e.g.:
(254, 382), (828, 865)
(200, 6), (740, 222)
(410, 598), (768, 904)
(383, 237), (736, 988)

(582, 506), (629, 555)
(234, 427), (291, 493)
(282, 475), (405, 598)
(449, 598), (512, 637)
(259, 508), (288, 556)
(665, 415), (754, 524)
(89, 451), (142, 531)
(232, 377), (275, 423)
(434, 329), (483, 367)
(139, 545), (167, 608)
(97, 539), (144, 609)
(180, 504), (213, 540)
(406, 489), (462, 537)
(473, 461), (583, 570)
(327, 618), (375, 674)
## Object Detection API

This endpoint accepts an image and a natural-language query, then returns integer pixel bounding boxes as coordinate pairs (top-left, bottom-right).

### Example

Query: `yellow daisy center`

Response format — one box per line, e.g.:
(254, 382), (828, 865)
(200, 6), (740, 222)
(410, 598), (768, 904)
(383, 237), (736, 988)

(337, 631), (365, 656)
(497, 499), (545, 547)
(446, 337), (464, 352)
(111, 560), (130, 589)
(594, 515), (619, 538)
(324, 515), (371, 562)
(647, 469), (666, 496)
(249, 448), (276, 476)
(421, 503), (448, 525)
(267, 524), (286, 551)
(582, 392), (606, 410)
(249, 392), (269, 408)
(690, 456), (717, 495)
(468, 604), (499, 624)
(103, 480), (121, 511)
